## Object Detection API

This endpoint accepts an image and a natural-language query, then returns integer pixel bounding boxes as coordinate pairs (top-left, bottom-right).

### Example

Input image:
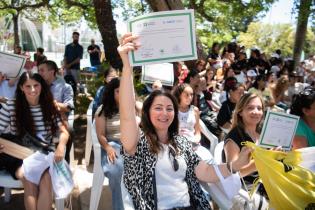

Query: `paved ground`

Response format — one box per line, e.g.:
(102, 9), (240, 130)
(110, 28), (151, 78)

(0, 113), (113, 210)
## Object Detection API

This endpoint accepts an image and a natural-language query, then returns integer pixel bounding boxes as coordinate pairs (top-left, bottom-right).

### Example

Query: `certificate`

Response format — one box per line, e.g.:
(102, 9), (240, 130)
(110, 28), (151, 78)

(128, 10), (197, 66)
(141, 63), (174, 86)
(0, 51), (26, 78)
(259, 110), (300, 150)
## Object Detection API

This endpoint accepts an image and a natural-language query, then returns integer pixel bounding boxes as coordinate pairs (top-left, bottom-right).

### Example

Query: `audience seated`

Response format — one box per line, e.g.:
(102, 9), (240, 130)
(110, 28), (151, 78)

(217, 78), (245, 132)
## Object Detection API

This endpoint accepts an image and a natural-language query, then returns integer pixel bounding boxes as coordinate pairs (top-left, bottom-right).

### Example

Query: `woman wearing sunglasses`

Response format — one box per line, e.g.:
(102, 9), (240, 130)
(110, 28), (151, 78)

(118, 33), (252, 210)
(290, 87), (315, 149)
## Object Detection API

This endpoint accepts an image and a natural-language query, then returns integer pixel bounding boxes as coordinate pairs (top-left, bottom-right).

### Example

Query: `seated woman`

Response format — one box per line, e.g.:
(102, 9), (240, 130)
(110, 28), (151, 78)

(290, 87), (315, 149)
(217, 81), (245, 132)
(118, 33), (253, 210)
(173, 83), (213, 163)
(0, 72), (69, 210)
(224, 93), (266, 193)
(92, 67), (118, 117)
(94, 78), (124, 210)
(270, 75), (289, 110)
(248, 74), (275, 107)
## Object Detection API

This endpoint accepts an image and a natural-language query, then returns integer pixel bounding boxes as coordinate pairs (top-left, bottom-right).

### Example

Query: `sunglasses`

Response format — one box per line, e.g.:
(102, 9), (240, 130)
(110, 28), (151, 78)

(168, 145), (179, 172)
(300, 87), (315, 96)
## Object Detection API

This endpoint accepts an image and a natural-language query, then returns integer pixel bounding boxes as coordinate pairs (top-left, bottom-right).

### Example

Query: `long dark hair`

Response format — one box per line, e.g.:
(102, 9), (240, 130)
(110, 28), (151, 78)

(99, 78), (120, 118)
(141, 90), (179, 154)
(15, 72), (60, 137)
(290, 87), (315, 117)
(252, 74), (266, 91)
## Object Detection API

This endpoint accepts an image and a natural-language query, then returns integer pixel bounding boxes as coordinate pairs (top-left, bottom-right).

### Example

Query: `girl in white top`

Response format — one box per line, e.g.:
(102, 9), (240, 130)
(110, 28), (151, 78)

(173, 83), (213, 163)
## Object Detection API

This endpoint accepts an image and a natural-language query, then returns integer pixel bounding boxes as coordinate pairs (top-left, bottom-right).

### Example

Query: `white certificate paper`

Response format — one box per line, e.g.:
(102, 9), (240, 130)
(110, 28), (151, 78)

(259, 110), (300, 150)
(128, 10), (197, 66)
(141, 63), (174, 86)
(0, 51), (26, 78)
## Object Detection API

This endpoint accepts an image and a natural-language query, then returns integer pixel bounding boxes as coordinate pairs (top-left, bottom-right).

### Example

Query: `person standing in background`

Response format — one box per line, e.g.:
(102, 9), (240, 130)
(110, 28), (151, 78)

(34, 47), (47, 66)
(87, 39), (101, 67)
(63, 31), (83, 84)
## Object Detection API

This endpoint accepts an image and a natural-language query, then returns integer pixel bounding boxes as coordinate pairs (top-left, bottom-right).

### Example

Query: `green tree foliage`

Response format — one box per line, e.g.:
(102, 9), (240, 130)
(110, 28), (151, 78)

(185, 0), (277, 49)
(238, 22), (315, 57)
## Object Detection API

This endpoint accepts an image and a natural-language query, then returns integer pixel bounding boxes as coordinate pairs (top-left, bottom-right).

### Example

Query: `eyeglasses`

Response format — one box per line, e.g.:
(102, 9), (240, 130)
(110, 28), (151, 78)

(168, 145), (179, 172)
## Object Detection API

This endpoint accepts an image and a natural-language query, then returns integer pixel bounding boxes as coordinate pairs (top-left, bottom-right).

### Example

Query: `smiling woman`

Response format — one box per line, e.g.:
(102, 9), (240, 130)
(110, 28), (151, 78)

(0, 72), (69, 210)
(118, 33), (253, 210)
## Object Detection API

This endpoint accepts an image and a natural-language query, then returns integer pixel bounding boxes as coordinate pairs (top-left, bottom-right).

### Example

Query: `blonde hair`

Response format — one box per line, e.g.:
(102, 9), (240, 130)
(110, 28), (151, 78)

(231, 93), (265, 131)
(273, 75), (289, 98)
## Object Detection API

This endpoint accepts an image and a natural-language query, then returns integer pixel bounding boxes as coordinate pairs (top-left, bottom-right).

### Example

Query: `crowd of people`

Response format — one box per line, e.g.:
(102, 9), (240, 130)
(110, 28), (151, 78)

(0, 30), (314, 210)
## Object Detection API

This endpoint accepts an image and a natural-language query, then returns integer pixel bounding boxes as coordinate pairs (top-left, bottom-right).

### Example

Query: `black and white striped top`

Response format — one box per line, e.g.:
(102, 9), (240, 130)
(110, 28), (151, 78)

(0, 100), (61, 144)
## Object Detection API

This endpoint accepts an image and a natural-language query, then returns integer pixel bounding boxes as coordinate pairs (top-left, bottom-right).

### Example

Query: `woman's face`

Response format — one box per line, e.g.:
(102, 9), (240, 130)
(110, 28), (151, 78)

(240, 97), (264, 127)
(258, 79), (265, 88)
(227, 69), (235, 78)
(230, 86), (244, 103)
(20, 78), (41, 104)
(149, 96), (175, 132)
(206, 70), (214, 81)
(114, 88), (119, 105)
(179, 86), (194, 107)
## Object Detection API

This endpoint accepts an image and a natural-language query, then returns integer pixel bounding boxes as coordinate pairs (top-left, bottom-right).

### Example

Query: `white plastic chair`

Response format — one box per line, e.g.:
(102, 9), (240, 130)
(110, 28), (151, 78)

(0, 169), (66, 210)
(214, 141), (225, 164)
(84, 101), (93, 166)
(0, 169), (23, 202)
(199, 119), (218, 155)
(89, 120), (108, 210)
(67, 110), (76, 165)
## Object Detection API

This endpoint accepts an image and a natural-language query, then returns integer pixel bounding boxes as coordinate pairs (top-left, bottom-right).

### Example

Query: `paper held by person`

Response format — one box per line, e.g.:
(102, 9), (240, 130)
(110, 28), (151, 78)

(128, 9), (197, 66)
(0, 51), (26, 78)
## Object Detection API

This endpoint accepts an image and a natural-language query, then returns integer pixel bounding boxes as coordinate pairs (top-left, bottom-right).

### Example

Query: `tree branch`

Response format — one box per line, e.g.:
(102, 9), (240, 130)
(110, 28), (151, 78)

(0, 0), (50, 12)
(65, 0), (89, 10)
(188, 0), (215, 22)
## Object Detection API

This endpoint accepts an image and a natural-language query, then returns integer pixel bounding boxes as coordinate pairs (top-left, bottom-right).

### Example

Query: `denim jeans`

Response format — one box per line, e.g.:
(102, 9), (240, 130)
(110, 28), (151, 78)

(101, 141), (124, 210)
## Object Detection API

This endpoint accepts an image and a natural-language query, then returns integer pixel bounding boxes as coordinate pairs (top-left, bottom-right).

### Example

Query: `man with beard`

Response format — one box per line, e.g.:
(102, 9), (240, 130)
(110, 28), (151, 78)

(63, 31), (83, 85)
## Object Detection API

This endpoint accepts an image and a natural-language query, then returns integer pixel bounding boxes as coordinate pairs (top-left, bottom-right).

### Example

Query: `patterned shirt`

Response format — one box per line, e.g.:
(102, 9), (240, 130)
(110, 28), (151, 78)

(122, 131), (211, 210)
(0, 100), (61, 144)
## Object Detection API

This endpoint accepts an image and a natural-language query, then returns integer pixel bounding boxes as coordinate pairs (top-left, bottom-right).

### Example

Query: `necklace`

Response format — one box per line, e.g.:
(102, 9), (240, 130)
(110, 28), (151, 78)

(246, 130), (259, 143)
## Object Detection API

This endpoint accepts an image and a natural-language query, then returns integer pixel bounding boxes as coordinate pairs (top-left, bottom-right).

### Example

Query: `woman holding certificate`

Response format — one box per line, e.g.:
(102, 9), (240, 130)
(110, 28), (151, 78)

(223, 93), (270, 207)
(118, 33), (252, 210)
(0, 72), (69, 210)
(290, 86), (315, 149)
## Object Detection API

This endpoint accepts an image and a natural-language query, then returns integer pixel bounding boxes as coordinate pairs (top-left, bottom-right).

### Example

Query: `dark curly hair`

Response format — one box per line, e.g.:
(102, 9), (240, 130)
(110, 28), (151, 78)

(290, 87), (315, 117)
(141, 90), (179, 154)
(15, 72), (60, 138)
(99, 78), (120, 119)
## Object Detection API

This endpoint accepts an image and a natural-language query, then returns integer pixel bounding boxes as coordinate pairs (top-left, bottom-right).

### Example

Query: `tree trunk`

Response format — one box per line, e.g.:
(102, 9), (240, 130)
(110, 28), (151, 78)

(145, 0), (206, 60)
(293, 0), (312, 70)
(12, 13), (20, 48)
(93, 0), (122, 69)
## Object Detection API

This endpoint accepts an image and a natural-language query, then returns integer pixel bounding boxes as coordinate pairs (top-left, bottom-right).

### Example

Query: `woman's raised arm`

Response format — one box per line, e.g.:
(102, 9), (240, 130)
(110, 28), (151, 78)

(118, 33), (141, 155)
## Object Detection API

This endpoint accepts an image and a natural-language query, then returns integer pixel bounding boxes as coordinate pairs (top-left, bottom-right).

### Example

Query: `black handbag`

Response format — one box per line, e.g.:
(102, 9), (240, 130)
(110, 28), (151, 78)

(19, 132), (55, 154)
